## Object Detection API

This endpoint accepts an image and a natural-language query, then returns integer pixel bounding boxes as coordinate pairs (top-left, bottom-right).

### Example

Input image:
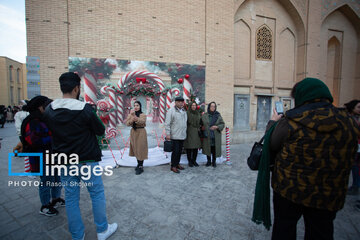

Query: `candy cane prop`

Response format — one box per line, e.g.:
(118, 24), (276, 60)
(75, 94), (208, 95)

(106, 127), (118, 139)
(166, 89), (172, 110)
(118, 70), (166, 123)
(172, 87), (180, 97)
(117, 129), (127, 146)
(102, 138), (119, 167)
(225, 127), (231, 164)
(101, 86), (117, 129)
(83, 73), (98, 104)
(120, 136), (131, 159)
(96, 99), (111, 111)
(116, 94), (123, 124)
(183, 79), (193, 101)
(24, 157), (30, 173)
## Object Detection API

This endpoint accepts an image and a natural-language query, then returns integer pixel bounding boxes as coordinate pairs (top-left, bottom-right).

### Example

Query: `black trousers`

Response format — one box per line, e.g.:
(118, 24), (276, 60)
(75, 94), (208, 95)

(206, 146), (216, 162)
(186, 149), (198, 163)
(272, 192), (337, 240)
(171, 140), (184, 167)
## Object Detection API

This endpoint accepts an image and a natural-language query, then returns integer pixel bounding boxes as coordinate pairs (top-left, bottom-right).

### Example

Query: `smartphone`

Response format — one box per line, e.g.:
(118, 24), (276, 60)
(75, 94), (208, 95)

(275, 101), (284, 115)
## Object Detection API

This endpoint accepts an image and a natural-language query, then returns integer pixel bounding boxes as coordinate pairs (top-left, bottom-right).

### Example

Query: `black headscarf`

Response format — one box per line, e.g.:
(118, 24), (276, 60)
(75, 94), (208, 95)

(133, 101), (143, 130)
(187, 102), (200, 128)
(207, 102), (220, 127)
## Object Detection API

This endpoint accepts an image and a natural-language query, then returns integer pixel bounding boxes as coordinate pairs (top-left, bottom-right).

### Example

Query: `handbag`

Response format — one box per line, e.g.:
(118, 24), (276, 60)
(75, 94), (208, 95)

(164, 140), (173, 152)
(247, 135), (265, 170)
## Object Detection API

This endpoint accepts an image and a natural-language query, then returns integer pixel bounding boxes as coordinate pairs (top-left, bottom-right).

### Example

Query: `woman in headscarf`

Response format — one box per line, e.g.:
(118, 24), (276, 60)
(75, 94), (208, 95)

(184, 102), (201, 167)
(20, 95), (65, 216)
(126, 101), (148, 175)
(201, 102), (225, 167)
(253, 78), (359, 239)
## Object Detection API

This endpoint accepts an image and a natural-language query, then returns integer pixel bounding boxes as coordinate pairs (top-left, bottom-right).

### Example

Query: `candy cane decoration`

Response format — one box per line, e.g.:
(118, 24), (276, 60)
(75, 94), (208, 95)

(183, 79), (193, 101)
(101, 86), (117, 129)
(106, 127), (118, 139)
(146, 96), (151, 115)
(97, 99), (111, 111)
(225, 127), (230, 162)
(172, 87), (180, 97)
(102, 138), (119, 166)
(168, 87), (180, 109)
(24, 157), (30, 173)
(83, 73), (98, 104)
(116, 94), (123, 124)
(166, 89), (172, 110)
(117, 70), (166, 123)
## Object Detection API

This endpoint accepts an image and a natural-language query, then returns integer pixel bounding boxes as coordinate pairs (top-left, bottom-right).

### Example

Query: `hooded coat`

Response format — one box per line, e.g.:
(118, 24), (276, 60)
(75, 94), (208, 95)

(43, 98), (105, 163)
(269, 100), (360, 211)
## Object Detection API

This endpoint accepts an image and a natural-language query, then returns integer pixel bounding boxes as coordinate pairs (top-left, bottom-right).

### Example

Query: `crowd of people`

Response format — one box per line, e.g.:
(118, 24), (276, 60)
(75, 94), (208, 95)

(4, 72), (360, 240)
(0, 105), (22, 128)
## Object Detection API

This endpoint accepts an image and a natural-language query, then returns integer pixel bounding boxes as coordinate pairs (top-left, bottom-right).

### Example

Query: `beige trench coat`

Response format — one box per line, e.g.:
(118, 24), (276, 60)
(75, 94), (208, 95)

(126, 113), (148, 160)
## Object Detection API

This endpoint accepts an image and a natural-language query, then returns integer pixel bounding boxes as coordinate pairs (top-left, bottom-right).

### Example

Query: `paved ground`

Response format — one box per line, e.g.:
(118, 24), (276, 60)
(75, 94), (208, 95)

(1, 122), (360, 240)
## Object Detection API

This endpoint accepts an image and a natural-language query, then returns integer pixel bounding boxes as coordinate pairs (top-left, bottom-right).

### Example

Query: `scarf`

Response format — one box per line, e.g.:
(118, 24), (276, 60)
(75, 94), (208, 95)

(251, 122), (278, 230)
(294, 78), (333, 107)
(132, 110), (142, 130)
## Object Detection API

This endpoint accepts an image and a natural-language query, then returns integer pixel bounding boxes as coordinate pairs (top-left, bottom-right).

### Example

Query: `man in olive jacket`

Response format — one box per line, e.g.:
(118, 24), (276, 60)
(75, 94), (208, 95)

(267, 78), (360, 240)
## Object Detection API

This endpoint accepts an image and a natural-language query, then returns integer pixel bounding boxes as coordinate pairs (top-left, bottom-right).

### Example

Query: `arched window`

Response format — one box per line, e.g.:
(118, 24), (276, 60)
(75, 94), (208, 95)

(17, 68), (20, 83)
(9, 65), (13, 81)
(256, 25), (272, 60)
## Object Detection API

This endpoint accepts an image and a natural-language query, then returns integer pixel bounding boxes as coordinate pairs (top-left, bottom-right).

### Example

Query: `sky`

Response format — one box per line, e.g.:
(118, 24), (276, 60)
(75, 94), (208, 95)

(0, 0), (26, 63)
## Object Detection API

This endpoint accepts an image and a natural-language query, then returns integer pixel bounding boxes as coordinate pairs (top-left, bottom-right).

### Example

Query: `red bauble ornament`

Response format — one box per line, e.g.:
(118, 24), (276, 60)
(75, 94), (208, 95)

(178, 78), (183, 84)
(185, 74), (190, 79)
(196, 105), (200, 110)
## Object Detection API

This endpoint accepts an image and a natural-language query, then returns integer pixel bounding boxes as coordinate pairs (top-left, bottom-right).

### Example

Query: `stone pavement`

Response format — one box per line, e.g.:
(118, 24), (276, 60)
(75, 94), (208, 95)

(0, 122), (360, 240)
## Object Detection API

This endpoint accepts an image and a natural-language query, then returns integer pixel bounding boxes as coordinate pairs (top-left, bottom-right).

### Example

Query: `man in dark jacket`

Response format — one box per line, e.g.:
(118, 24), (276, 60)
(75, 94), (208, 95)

(43, 72), (117, 240)
(267, 78), (360, 240)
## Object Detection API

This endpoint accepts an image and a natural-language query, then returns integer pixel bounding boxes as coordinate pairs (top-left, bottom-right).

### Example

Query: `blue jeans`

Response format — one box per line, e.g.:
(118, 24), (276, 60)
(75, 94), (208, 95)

(60, 162), (108, 240)
(39, 174), (62, 206)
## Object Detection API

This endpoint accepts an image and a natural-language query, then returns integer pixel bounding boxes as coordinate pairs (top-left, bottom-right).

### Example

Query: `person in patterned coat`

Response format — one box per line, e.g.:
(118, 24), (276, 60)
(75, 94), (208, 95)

(267, 78), (360, 240)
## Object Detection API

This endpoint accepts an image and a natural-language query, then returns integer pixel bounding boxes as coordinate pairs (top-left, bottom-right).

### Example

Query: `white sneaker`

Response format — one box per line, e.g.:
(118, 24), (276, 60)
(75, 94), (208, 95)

(97, 223), (118, 240)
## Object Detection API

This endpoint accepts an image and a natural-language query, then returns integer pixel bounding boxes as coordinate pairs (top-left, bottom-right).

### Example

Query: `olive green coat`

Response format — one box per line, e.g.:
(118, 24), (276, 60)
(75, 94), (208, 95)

(184, 111), (201, 149)
(201, 112), (225, 157)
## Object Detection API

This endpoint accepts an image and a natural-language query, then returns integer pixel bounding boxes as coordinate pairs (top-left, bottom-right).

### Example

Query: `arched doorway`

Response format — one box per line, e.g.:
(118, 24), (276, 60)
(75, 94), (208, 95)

(321, 5), (360, 106)
(326, 36), (341, 106)
(234, 0), (305, 130)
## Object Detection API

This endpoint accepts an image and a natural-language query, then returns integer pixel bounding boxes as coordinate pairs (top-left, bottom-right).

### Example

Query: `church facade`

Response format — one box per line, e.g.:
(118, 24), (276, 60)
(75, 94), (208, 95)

(26, 0), (360, 142)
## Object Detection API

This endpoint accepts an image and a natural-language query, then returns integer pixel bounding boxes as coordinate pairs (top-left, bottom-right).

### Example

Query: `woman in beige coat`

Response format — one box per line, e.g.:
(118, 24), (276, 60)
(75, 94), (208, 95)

(126, 101), (148, 175)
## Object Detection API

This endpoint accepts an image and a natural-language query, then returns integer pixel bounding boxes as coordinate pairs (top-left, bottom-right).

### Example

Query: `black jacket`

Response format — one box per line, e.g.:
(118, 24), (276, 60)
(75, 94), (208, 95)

(43, 98), (105, 163)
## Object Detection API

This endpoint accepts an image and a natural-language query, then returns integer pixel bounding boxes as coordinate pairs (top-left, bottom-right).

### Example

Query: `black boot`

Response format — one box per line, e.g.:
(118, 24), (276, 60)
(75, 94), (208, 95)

(187, 150), (194, 167)
(135, 166), (144, 175)
(206, 156), (211, 167)
(136, 160), (144, 175)
(212, 158), (216, 168)
(192, 149), (199, 167)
